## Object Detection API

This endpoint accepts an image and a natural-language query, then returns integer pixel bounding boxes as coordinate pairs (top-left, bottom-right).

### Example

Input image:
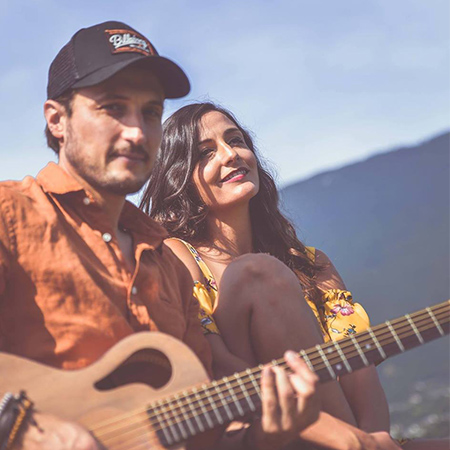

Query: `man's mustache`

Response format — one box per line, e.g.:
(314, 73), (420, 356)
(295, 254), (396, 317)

(108, 145), (149, 162)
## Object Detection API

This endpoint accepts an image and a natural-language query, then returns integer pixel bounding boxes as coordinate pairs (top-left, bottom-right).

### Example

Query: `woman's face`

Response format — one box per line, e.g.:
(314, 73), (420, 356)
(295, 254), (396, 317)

(193, 111), (259, 212)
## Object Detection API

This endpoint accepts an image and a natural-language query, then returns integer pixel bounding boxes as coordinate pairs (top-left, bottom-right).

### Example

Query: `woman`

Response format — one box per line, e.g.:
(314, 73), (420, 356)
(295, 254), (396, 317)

(141, 102), (442, 449)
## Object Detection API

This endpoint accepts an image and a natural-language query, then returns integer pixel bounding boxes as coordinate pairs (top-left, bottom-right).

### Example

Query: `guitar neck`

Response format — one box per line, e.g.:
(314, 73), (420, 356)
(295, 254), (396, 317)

(136, 301), (450, 447)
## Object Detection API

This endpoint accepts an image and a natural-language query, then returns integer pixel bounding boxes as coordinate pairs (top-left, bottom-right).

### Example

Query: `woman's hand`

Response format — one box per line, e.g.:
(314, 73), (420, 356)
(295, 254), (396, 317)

(248, 351), (320, 450)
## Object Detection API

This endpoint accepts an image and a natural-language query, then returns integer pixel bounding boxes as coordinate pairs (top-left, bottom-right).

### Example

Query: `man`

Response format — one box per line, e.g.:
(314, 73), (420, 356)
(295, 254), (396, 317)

(0, 21), (319, 449)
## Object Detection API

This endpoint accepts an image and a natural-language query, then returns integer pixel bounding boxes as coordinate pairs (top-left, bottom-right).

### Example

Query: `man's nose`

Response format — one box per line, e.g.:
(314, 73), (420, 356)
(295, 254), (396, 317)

(121, 113), (146, 146)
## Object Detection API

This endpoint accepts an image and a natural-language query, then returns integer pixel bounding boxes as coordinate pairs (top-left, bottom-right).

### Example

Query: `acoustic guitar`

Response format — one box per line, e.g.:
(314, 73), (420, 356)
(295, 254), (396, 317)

(1, 300), (448, 449)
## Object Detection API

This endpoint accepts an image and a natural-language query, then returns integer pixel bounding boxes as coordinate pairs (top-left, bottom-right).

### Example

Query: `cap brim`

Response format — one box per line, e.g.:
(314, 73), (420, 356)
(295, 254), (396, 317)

(72, 55), (190, 99)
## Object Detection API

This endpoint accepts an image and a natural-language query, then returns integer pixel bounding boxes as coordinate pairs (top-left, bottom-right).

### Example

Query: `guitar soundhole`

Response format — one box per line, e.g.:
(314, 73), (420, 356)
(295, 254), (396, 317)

(94, 349), (172, 391)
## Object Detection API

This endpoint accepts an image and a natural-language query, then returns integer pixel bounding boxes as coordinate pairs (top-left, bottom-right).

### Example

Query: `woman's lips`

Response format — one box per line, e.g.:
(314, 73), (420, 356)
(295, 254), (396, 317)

(221, 167), (249, 183)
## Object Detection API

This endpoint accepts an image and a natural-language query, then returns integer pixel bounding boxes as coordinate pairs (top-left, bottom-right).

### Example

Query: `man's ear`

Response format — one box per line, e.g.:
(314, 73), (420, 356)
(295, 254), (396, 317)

(44, 100), (68, 141)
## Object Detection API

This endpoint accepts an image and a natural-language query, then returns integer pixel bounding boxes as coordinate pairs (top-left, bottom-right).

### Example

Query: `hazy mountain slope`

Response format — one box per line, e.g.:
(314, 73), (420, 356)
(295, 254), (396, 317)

(280, 132), (449, 437)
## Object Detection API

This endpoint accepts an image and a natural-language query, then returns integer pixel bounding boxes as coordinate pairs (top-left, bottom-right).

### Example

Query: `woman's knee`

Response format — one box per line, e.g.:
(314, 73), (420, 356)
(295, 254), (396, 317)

(221, 253), (299, 291)
(218, 253), (314, 317)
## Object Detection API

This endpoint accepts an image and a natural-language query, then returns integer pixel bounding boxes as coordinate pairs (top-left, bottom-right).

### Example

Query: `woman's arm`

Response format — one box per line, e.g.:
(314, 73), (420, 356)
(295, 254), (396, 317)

(164, 238), (252, 377)
(315, 249), (390, 432)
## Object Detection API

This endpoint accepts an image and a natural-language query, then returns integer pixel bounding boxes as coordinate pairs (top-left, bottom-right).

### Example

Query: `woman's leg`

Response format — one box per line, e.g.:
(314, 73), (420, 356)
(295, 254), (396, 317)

(213, 253), (357, 425)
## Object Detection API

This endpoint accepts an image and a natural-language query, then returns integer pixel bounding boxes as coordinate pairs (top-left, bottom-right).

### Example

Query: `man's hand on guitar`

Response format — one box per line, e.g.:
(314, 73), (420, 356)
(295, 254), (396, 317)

(248, 351), (320, 450)
(12, 412), (103, 450)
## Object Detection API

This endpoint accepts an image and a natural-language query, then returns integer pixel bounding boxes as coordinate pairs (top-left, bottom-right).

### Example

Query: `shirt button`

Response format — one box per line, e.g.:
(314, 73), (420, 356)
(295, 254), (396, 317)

(131, 286), (138, 295)
(83, 197), (91, 205)
(102, 232), (112, 243)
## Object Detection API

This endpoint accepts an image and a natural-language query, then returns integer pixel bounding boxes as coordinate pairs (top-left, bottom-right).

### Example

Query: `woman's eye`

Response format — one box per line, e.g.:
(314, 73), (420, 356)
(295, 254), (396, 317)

(199, 148), (214, 159)
(229, 136), (245, 146)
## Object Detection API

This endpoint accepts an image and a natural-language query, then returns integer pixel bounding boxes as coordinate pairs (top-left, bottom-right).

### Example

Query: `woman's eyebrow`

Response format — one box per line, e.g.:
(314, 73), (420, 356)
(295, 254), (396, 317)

(223, 127), (242, 136)
(198, 127), (242, 146)
(198, 137), (214, 147)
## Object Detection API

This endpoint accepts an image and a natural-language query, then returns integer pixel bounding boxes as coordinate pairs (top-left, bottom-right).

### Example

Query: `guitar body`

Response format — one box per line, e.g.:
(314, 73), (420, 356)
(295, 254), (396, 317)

(1, 332), (212, 449)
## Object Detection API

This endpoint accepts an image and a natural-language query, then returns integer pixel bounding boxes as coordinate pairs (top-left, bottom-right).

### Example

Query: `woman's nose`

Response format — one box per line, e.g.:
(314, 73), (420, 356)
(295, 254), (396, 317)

(218, 142), (239, 164)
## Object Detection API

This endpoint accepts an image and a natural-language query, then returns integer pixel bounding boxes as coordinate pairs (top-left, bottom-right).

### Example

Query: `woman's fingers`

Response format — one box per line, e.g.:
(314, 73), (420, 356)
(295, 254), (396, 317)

(284, 351), (320, 428)
(272, 365), (297, 432)
(258, 351), (320, 448)
(260, 366), (280, 433)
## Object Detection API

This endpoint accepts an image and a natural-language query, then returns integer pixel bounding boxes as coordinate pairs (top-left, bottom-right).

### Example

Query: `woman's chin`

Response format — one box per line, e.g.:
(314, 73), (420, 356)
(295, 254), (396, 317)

(210, 187), (259, 211)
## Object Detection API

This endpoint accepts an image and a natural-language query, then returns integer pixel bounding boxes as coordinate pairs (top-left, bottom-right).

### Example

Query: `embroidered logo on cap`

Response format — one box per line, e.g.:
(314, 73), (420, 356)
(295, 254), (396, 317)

(105, 29), (156, 56)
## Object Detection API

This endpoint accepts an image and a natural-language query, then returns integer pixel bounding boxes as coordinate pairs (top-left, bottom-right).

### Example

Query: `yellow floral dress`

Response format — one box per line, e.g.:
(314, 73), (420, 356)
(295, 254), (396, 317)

(176, 240), (370, 341)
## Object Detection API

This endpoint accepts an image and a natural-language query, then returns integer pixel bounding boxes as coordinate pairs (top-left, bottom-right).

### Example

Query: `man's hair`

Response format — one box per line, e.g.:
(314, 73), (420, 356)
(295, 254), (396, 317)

(45, 90), (75, 154)
(140, 102), (323, 306)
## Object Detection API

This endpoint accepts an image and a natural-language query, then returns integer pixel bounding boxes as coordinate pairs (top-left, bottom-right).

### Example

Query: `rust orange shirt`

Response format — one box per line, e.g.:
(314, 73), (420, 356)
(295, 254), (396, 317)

(0, 163), (212, 374)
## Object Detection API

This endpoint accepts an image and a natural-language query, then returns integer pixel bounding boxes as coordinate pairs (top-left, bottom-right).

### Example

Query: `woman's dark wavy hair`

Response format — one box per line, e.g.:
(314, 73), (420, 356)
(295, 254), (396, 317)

(140, 102), (321, 301)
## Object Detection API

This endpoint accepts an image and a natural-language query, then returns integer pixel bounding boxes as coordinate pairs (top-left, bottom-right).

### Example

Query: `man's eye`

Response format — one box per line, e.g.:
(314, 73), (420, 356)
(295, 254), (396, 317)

(102, 104), (123, 113)
(143, 108), (162, 119)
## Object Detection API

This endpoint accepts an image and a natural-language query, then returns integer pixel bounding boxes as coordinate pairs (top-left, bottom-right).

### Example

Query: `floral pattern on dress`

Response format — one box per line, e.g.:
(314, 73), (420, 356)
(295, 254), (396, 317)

(181, 241), (371, 341)
(319, 289), (370, 340)
(187, 245), (218, 293)
(180, 239), (220, 335)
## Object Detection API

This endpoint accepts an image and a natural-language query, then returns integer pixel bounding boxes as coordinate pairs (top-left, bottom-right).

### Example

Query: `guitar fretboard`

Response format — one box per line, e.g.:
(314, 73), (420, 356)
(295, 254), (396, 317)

(146, 300), (449, 447)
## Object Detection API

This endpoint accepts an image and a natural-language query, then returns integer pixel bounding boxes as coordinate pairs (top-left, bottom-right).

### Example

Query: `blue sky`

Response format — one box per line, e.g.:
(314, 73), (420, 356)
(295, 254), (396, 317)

(0, 0), (448, 188)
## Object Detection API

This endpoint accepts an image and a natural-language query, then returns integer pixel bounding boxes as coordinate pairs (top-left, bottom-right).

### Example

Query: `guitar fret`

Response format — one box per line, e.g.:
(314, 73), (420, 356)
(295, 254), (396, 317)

(174, 395), (196, 436)
(224, 377), (245, 416)
(426, 307), (444, 336)
(171, 400), (189, 441)
(368, 329), (387, 359)
(406, 314), (424, 344)
(213, 381), (234, 421)
(157, 400), (179, 444)
(299, 349), (314, 372)
(235, 373), (256, 412)
(350, 335), (369, 366)
(203, 383), (224, 425)
(316, 345), (336, 379)
(246, 368), (262, 400)
(150, 403), (174, 446)
(386, 321), (405, 352)
(184, 390), (205, 433)
(332, 341), (352, 373)
(193, 387), (214, 429)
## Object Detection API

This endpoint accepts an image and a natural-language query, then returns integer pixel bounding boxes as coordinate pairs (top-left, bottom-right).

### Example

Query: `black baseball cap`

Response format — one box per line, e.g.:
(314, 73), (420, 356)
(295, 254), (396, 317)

(47, 21), (190, 100)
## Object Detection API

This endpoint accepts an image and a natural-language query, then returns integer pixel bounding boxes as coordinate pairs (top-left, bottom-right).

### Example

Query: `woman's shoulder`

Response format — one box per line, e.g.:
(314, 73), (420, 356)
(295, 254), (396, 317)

(164, 238), (204, 282)
(312, 248), (347, 291)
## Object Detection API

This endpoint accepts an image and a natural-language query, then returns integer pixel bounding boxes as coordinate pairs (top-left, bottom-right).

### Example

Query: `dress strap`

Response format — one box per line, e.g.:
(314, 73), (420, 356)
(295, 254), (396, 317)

(305, 246), (316, 263)
(171, 239), (218, 293)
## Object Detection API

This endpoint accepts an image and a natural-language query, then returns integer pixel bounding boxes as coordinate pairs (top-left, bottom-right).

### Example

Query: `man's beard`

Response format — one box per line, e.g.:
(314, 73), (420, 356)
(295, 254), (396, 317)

(64, 125), (152, 196)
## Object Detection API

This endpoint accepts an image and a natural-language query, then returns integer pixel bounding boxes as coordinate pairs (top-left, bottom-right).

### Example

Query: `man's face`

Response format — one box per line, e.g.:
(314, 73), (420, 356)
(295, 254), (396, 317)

(59, 65), (164, 196)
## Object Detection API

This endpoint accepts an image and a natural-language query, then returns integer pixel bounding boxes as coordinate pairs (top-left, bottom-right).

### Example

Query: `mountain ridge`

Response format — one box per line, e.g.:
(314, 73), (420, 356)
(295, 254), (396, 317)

(280, 131), (449, 437)
(283, 130), (450, 188)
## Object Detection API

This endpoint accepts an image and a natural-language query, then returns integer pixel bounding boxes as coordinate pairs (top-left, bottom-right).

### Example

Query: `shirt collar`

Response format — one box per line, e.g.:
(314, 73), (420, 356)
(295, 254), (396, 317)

(37, 162), (168, 247)
(36, 162), (85, 194)
(120, 201), (168, 246)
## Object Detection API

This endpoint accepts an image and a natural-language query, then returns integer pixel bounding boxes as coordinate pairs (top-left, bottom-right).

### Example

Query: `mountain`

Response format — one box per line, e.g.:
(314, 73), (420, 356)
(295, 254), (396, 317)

(280, 131), (449, 438)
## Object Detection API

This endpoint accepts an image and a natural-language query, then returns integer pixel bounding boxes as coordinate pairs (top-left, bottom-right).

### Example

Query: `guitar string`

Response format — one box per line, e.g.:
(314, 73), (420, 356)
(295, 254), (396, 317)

(92, 307), (449, 447)
(92, 301), (449, 438)
(96, 314), (450, 450)
(97, 316), (450, 450)
(92, 305), (449, 444)
(92, 303), (449, 436)
(93, 306), (449, 446)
